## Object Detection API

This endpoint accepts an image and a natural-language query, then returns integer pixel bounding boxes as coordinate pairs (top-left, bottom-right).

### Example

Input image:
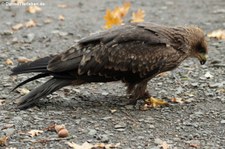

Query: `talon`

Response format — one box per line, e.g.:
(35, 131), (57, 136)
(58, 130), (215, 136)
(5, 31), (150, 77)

(144, 97), (169, 108)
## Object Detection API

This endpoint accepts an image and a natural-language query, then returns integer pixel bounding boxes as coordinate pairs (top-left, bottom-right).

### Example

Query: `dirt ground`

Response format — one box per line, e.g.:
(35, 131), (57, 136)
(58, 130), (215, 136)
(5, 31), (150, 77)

(0, 0), (225, 148)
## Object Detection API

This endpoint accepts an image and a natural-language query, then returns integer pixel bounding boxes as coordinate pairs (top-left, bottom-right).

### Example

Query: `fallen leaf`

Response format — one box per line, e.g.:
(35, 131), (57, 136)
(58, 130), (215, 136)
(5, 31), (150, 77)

(0, 100), (5, 106)
(114, 2), (131, 18)
(27, 130), (43, 137)
(171, 97), (184, 104)
(25, 19), (36, 28)
(17, 57), (33, 63)
(104, 9), (123, 29)
(207, 29), (225, 40)
(0, 136), (8, 146)
(145, 97), (168, 108)
(58, 15), (65, 21)
(57, 4), (67, 8)
(16, 88), (30, 95)
(131, 9), (145, 23)
(26, 6), (42, 14)
(103, 2), (130, 29)
(66, 142), (120, 149)
(66, 142), (93, 149)
(12, 23), (23, 31)
(189, 143), (200, 148)
(5, 59), (13, 65)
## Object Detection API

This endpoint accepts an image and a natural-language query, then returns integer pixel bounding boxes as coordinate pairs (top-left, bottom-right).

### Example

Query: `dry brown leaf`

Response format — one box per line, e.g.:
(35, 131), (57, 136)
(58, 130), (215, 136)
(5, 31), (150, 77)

(104, 2), (130, 29)
(5, 59), (13, 65)
(57, 4), (67, 8)
(145, 97), (168, 108)
(27, 130), (43, 137)
(17, 57), (32, 63)
(16, 88), (30, 95)
(25, 19), (36, 28)
(58, 15), (65, 21)
(67, 142), (93, 149)
(66, 142), (120, 149)
(12, 23), (23, 31)
(0, 100), (5, 106)
(0, 136), (8, 146)
(131, 9), (145, 23)
(26, 6), (42, 14)
(207, 29), (225, 40)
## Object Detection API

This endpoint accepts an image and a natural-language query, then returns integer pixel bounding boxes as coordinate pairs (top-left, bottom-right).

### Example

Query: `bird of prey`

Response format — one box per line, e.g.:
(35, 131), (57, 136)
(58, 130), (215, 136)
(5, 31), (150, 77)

(11, 22), (208, 110)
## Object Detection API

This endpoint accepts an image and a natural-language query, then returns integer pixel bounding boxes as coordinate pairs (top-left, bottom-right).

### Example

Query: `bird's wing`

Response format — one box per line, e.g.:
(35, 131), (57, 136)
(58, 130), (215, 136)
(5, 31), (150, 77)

(48, 23), (180, 82)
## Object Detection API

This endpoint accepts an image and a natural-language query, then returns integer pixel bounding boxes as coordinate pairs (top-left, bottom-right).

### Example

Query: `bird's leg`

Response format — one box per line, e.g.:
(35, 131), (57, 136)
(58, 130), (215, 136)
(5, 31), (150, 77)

(126, 80), (150, 105)
(126, 80), (168, 108)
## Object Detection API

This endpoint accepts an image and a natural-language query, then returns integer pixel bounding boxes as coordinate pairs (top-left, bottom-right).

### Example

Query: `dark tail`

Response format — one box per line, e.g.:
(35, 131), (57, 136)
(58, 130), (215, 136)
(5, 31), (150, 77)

(17, 78), (72, 110)
(11, 56), (52, 75)
(11, 56), (72, 109)
(11, 56), (53, 91)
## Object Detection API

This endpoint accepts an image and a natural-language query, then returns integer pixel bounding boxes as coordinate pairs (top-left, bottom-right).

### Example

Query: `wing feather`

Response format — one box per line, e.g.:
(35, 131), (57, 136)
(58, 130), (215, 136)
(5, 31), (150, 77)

(47, 23), (185, 83)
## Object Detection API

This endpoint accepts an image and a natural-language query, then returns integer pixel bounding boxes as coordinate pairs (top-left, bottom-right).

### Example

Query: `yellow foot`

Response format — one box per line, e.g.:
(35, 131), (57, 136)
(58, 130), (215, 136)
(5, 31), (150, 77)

(141, 97), (169, 110)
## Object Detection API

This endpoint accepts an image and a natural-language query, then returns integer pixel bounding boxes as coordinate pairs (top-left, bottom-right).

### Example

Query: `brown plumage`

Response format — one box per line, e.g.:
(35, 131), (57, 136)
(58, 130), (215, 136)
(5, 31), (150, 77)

(11, 22), (208, 109)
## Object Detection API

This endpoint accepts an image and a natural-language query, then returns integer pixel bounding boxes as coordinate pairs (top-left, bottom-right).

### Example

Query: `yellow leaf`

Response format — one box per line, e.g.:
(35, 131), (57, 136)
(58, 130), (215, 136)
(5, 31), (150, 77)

(207, 29), (225, 40)
(27, 130), (43, 137)
(26, 6), (42, 14)
(145, 97), (168, 108)
(131, 9), (145, 23)
(114, 2), (131, 18)
(104, 9), (123, 29)
(103, 2), (130, 29)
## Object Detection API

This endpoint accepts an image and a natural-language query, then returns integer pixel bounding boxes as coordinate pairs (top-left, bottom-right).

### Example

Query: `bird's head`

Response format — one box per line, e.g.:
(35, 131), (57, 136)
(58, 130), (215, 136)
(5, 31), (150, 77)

(187, 26), (208, 65)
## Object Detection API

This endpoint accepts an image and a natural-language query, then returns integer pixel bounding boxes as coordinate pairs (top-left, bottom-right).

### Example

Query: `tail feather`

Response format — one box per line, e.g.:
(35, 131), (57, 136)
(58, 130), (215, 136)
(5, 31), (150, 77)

(17, 78), (72, 110)
(11, 73), (50, 91)
(11, 56), (52, 75)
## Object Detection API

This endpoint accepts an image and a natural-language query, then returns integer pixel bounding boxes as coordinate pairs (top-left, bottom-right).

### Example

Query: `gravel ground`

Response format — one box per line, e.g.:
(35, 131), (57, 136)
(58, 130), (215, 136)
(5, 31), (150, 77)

(0, 0), (225, 148)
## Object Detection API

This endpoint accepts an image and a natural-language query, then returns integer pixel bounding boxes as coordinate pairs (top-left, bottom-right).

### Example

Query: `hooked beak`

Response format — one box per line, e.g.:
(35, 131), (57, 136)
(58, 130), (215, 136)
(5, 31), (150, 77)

(198, 53), (208, 65)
